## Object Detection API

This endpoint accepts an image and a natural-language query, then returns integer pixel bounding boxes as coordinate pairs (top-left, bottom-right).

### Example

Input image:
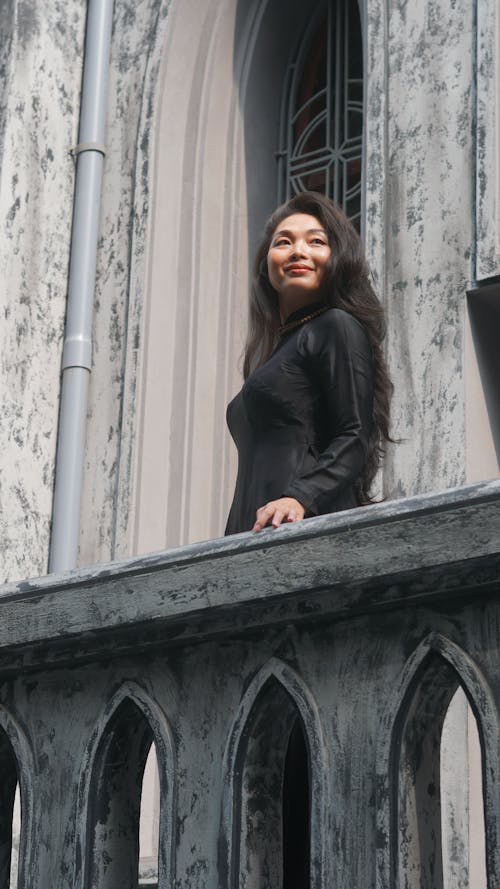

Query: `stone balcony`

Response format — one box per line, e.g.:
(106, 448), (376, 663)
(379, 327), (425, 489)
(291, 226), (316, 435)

(1, 479), (500, 888)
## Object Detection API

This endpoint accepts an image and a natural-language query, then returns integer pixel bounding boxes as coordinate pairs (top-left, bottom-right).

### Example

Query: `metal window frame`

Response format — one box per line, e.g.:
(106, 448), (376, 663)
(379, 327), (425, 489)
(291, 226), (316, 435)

(278, 0), (364, 229)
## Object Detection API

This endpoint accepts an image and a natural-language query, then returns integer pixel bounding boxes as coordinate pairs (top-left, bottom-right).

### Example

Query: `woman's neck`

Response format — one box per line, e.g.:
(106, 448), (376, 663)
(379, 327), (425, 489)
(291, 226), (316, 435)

(280, 296), (326, 324)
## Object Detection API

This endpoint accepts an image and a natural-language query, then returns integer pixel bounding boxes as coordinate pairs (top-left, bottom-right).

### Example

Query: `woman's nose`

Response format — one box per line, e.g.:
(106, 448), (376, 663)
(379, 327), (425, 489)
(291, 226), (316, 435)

(289, 239), (308, 258)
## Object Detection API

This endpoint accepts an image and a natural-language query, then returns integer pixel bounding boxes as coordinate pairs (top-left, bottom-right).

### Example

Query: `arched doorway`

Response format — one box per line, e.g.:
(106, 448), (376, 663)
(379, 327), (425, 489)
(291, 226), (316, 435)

(124, 0), (365, 555)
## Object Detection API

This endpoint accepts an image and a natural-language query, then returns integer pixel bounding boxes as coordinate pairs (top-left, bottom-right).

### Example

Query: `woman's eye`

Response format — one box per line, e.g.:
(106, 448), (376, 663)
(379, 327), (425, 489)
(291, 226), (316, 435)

(311, 238), (327, 245)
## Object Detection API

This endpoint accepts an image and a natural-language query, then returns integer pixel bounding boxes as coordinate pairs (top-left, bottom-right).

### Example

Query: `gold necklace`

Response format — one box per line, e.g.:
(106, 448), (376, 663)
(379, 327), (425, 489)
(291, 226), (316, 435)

(278, 304), (329, 337)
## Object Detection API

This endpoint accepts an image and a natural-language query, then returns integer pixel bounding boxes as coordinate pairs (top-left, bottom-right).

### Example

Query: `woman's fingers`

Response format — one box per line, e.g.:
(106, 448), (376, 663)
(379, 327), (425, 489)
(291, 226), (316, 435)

(271, 508), (285, 528)
(253, 498), (305, 531)
(253, 504), (274, 531)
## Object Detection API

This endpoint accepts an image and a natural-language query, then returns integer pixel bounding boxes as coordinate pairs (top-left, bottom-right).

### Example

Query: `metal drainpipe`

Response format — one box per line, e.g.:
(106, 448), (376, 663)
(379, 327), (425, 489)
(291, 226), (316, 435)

(48, 0), (114, 573)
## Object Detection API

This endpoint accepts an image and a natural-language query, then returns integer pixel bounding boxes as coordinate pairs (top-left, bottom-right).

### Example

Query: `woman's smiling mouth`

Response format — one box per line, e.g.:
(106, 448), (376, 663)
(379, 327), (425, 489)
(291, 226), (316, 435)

(286, 264), (314, 273)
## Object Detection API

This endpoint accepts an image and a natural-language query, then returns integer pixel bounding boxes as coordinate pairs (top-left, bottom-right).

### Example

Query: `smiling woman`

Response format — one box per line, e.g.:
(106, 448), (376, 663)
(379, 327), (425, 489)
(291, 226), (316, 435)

(225, 191), (394, 535)
(267, 214), (332, 314)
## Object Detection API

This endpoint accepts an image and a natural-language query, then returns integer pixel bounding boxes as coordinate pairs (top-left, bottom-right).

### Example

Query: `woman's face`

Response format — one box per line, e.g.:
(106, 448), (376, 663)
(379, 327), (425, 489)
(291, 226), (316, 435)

(267, 213), (331, 309)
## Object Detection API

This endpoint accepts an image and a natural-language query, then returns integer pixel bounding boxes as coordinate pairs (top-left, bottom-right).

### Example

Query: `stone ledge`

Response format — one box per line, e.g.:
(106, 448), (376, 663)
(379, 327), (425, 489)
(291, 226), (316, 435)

(0, 480), (499, 665)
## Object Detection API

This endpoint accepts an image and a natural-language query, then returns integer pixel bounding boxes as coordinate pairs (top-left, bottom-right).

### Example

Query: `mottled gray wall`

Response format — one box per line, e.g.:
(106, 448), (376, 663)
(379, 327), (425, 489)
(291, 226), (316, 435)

(0, 0), (172, 581)
(476, 0), (500, 280)
(0, 1), (85, 583)
(77, 0), (171, 567)
(366, 0), (480, 500)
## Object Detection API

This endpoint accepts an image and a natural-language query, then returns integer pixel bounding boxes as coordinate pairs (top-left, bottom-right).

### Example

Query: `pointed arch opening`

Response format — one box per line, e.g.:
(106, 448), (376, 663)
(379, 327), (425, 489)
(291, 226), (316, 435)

(440, 687), (487, 889)
(282, 716), (310, 889)
(82, 690), (174, 889)
(234, 677), (310, 889)
(84, 698), (154, 888)
(139, 743), (160, 887)
(0, 712), (34, 889)
(222, 661), (328, 889)
(8, 783), (20, 889)
(391, 650), (490, 889)
(0, 726), (20, 889)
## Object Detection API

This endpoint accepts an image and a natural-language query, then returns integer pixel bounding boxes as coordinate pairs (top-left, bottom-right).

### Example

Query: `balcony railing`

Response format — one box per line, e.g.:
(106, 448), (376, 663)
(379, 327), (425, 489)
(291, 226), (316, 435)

(1, 479), (500, 888)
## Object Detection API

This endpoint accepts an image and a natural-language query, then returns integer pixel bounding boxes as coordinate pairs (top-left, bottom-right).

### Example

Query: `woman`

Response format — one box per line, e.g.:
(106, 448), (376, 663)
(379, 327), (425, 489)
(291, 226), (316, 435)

(225, 191), (392, 535)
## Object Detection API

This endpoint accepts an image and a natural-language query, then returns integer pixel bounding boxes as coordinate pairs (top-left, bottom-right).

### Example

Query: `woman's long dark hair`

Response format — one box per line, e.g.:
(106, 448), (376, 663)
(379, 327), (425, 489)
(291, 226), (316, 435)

(243, 191), (393, 504)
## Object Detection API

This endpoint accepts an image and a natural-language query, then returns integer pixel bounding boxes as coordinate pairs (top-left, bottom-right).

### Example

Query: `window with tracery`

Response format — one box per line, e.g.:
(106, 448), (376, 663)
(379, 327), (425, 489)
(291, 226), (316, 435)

(278, 0), (364, 229)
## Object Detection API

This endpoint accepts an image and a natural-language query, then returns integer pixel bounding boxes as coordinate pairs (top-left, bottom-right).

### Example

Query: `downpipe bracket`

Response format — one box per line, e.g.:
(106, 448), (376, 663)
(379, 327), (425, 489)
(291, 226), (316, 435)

(70, 141), (107, 158)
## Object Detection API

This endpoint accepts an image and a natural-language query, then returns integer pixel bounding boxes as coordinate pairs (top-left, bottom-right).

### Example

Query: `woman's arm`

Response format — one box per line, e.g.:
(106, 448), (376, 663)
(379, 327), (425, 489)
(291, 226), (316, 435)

(283, 309), (374, 516)
(251, 309), (374, 531)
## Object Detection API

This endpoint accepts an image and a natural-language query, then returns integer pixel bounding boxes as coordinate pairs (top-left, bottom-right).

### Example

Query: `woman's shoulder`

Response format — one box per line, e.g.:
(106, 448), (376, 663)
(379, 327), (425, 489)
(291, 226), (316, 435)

(318, 306), (365, 331)
(299, 306), (370, 352)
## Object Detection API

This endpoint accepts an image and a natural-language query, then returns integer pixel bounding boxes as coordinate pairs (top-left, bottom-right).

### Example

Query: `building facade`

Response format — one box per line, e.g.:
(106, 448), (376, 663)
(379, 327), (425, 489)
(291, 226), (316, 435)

(1, 0), (498, 582)
(0, 0), (499, 886)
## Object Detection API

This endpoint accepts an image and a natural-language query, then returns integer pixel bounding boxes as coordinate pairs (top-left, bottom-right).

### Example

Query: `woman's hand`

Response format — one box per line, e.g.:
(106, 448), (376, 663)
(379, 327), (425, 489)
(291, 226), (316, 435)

(253, 497), (306, 531)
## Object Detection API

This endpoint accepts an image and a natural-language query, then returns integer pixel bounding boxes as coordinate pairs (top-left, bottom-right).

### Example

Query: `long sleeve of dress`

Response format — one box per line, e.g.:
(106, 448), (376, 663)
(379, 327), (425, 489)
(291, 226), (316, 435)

(283, 309), (374, 516)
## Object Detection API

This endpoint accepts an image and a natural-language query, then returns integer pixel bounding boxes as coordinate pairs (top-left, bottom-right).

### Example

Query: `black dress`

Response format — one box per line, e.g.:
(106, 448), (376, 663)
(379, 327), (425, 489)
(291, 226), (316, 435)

(225, 304), (374, 535)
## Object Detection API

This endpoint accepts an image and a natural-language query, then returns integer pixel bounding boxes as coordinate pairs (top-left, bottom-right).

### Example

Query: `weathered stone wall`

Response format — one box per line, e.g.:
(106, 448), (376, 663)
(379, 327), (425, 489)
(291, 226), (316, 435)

(365, 0), (496, 501)
(476, 0), (500, 279)
(77, 0), (171, 568)
(0, 0), (173, 581)
(0, 1), (85, 582)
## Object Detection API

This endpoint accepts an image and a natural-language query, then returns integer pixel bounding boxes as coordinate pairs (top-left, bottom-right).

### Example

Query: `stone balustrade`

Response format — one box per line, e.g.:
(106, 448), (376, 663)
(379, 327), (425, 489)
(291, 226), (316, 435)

(1, 479), (500, 888)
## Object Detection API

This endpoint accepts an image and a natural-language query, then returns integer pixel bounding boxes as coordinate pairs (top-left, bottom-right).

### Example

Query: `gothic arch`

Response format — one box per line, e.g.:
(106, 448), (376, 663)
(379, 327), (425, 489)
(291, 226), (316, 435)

(220, 658), (329, 889)
(375, 634), (500, 889)
(116, 0), (361, 557)
(0, 707), (36, 889)
(74, 681), (175, 889)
